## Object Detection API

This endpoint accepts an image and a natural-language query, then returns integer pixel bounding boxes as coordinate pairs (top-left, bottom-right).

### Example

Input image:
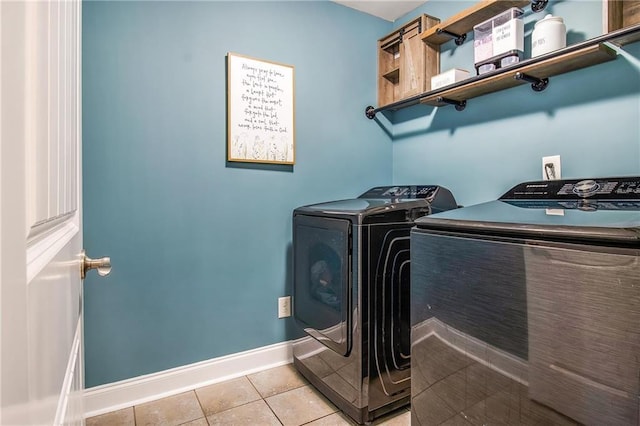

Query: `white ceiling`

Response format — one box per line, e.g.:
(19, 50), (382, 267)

(332, 0), (428, 22)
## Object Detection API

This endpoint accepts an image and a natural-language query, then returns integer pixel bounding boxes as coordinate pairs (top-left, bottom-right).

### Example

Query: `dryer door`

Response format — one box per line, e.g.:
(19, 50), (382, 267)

(293, 214), (351, 356)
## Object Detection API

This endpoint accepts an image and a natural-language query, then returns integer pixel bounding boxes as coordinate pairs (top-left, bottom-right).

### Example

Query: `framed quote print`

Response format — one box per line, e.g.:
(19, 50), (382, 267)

(227, 52), (295, 164)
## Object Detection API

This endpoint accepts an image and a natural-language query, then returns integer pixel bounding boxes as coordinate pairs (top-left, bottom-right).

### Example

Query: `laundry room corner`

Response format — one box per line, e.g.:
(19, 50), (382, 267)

(81, 0), (393, 391)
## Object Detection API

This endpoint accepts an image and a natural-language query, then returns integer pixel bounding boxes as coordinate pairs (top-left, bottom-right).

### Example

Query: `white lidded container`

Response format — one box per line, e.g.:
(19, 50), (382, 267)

(531, 14), (566, 57)
(473, 7), (524, 66)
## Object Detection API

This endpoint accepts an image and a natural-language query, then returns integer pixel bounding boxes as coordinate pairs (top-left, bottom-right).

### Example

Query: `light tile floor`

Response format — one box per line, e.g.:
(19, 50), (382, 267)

(86, 364), (411, 426)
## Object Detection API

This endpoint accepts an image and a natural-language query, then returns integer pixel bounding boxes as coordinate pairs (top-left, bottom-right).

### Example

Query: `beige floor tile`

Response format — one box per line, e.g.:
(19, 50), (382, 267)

(266, 385), (338, 426)
(207, 399), (281, 425)
(134, 391), (204, 426)
(248, 364), (308, 398)
(306, 411), (354, 425)
(179, 418), (209, 426)
(86, 407), (135, 426)
(196, 376), (262, 416)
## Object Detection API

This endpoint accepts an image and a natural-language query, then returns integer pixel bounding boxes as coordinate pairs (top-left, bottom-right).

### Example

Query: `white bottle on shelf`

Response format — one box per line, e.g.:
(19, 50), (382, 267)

(531, 14), (566, 57)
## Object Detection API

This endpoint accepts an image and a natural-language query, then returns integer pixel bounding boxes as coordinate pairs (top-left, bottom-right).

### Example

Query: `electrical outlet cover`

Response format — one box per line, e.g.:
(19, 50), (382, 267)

(278, 296), (291, 318)
(542, 155), (561, 181)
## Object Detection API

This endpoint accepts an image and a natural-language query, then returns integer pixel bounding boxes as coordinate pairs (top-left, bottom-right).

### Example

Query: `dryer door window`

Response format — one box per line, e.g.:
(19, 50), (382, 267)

(293, 214), (351, 356)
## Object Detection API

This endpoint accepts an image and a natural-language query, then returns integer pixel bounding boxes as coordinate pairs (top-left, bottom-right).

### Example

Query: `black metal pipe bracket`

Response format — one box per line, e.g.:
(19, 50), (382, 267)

(365, 105), (377, 119)
(436, 28), (467, 46)
(530, 0), (548, 13)
(437, 97), (467, 111)
(515, 72), (549, 91)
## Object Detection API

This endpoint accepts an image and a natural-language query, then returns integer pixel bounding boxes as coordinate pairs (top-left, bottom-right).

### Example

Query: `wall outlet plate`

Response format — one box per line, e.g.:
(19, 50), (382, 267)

(278, 296), (291, 318)
(542, 155), (561, 180)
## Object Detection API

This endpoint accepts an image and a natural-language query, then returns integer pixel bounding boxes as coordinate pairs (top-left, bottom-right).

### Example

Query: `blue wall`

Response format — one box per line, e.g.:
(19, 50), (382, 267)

(390, 1), (640, 206)
(82, 1), (392, 387)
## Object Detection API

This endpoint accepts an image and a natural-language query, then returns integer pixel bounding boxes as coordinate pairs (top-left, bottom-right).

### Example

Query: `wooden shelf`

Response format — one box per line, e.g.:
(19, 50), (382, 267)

(365, 4), (640, 119)
(377, 14), (440, 107)
(419, 42), (617, 107)
(382, 68), (400, 83)
(420, 0), (530, 46)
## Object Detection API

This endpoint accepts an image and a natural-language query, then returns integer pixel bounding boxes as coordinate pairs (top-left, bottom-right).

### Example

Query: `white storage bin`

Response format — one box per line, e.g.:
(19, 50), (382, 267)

(431, 68), (470, 90)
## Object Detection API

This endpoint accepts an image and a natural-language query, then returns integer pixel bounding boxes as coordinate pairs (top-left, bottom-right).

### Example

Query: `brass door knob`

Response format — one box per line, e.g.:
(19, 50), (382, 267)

(81, 250), (112, 279)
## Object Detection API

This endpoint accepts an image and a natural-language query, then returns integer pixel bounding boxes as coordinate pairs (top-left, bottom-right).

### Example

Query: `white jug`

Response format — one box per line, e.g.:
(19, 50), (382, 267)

(531, 14), (566, 57)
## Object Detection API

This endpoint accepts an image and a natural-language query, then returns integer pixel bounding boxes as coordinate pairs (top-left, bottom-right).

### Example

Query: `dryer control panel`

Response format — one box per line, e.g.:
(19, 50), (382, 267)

(360, 185), (459, 215)
(359, 185), (439, 200)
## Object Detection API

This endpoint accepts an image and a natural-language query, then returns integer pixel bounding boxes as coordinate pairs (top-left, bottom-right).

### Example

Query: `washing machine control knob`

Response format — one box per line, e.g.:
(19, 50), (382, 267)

(572, 179), (600, 198)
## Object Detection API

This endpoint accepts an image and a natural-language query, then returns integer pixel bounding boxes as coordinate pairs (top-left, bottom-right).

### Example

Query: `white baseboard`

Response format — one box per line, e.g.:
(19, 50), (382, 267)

(83, 340), (294, 418)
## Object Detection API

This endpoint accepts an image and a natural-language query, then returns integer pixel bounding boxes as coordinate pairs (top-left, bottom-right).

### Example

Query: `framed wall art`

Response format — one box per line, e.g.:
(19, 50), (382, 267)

(227, 52), (295, 164)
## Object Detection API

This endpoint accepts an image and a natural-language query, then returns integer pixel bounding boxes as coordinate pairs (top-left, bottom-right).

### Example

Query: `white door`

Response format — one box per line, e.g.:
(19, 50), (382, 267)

(1, 0), (89, 424)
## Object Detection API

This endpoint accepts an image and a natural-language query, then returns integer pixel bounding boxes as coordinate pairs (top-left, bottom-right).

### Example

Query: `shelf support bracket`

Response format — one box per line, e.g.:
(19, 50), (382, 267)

(530, 0), (548, 13)
(515, 72), (549, 92)
(365, 105), (377, 119)
(436, 28), (467, 46)
(437, 97), (467, 111)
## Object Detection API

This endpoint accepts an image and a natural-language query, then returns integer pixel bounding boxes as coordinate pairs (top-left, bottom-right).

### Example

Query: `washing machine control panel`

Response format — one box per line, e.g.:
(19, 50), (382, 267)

(502, 177), (640, 200)
(500, 177), (640, 210)
(359, 185), (439, 200)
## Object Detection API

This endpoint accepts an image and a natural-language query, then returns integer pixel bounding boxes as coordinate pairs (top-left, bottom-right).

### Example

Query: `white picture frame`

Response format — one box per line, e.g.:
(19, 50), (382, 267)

(227, 52), (295, 165)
